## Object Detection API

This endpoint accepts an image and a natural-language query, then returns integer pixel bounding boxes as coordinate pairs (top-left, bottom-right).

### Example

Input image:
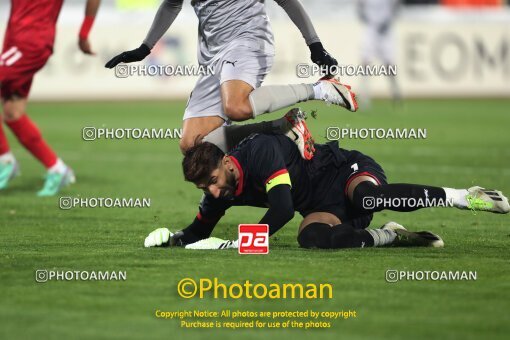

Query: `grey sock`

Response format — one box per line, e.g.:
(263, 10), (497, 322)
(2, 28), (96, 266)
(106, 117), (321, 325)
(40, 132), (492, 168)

(249, 84), (314, 117)
(202, 127), (228, 153)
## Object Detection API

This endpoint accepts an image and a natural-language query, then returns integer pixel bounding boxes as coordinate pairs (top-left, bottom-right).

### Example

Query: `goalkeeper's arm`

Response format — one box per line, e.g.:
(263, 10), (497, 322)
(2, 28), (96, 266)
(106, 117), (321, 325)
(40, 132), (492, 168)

(180, 186), (293, 250)
(259, 184), (295, 236)
(144, 215), (221, 248)
(175, 215), (222, 246)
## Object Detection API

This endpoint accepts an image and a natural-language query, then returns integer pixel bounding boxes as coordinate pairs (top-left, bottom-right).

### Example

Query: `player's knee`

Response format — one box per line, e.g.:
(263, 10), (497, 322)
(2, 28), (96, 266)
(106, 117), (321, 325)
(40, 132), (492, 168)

(179, 135), (198, 154)
(2, 102), (24, 121)
(4, 111), (23, 121)
(297, 222), (331, 249)
(299, 222), (367, 249)
(352, 181), (379, 211)
(297, 225), (318, 249)
(329, 224), (361, 249)
(223, 99), (252, 121)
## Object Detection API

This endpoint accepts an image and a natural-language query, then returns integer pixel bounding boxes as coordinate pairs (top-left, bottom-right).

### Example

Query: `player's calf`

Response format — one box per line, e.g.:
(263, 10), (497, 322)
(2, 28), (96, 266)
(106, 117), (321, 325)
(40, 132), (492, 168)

(297, 222), (375, 249)
(298, 221), (444, 249)
(201, 108), (316, 160)
(351, 181), (448, 213)
(248, 79), (358, 117)
(351, 181), (509, 214)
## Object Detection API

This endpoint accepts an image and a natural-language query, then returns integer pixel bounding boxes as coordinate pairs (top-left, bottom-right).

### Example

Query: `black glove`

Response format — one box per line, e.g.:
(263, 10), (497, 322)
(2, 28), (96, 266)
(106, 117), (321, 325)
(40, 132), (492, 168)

(169, 230), (185, 247)
(309, 42), (338, 78)
(105, 43), (151, 68)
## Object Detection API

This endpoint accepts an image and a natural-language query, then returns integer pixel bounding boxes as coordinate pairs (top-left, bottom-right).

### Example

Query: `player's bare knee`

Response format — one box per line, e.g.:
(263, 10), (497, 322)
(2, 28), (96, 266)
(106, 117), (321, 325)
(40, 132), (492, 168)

(2, 98), (26, 121)
(3, 110), (23, 121)
(179, 135), (199, 154)
(299, 212), (341, 234)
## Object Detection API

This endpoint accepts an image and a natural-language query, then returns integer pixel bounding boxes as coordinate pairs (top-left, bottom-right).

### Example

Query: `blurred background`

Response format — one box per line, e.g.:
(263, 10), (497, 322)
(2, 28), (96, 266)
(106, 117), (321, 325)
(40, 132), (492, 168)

(1, 3), (509, 338)
(1, 0), (509, 101)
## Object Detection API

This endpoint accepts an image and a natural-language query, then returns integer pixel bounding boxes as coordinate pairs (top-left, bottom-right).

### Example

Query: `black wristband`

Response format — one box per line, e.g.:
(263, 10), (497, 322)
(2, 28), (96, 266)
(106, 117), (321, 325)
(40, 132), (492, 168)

(170, 230), (185, 246)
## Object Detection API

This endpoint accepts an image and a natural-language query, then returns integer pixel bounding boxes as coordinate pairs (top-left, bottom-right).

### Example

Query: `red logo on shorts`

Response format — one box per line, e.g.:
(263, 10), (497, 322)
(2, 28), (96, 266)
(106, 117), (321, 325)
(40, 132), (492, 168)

(238, 224), (269, 254)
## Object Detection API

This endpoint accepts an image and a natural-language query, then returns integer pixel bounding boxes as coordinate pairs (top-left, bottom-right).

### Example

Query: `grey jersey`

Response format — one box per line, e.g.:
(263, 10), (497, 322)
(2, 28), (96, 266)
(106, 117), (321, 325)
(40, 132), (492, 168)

(192, 0), (275, 65)
(143, 0), (319, 65)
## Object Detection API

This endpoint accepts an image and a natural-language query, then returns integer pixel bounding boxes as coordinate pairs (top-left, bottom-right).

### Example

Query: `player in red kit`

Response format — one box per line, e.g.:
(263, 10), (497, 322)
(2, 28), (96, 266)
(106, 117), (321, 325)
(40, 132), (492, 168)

(0, 0), (101, 196)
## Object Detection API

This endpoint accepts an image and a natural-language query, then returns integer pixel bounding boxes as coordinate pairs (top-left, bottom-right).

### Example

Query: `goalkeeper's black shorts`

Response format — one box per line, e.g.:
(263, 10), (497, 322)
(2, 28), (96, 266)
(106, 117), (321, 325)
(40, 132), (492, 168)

(300, 149), (387, 229)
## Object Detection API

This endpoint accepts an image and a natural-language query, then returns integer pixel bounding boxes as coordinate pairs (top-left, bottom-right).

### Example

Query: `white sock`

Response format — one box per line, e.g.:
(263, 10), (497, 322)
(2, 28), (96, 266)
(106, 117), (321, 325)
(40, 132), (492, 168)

(48, 158), (67, 174)
(443, 187), (469, 208)
(0, 151), (15, 164)
(312, 81), (323, 100)
(366, 229), (397, 247)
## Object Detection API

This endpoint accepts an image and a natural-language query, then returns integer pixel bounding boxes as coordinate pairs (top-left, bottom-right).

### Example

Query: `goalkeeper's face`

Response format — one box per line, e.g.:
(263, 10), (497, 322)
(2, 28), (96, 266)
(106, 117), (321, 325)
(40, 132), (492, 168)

(197, 157), (237, 200)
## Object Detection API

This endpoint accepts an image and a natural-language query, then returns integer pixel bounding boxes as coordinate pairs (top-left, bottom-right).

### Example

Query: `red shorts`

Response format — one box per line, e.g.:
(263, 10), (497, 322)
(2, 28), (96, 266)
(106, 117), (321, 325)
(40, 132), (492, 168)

(0, 43), (52, 99)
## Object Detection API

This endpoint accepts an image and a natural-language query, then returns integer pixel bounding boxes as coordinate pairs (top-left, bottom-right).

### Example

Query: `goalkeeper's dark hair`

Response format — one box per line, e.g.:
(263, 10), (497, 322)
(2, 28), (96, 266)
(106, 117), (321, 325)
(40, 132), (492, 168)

(182, 141), (225, 183)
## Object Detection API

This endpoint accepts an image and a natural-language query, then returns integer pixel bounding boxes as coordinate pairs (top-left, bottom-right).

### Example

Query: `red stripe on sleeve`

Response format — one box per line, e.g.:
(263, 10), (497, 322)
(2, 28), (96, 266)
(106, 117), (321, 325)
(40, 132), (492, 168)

(344, 171), (381, 195)
(264, 169), (289, 184)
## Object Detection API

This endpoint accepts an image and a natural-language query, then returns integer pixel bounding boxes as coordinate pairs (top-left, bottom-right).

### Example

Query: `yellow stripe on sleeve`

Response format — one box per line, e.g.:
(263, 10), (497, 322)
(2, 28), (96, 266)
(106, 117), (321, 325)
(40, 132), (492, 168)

(265, 172), (292, 192)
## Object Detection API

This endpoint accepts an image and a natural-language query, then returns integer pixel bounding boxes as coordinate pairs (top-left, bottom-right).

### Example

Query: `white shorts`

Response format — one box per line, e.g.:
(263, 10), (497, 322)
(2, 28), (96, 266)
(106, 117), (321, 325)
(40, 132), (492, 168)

(183, 43), (274, 122)
(361, 26), (396, 65)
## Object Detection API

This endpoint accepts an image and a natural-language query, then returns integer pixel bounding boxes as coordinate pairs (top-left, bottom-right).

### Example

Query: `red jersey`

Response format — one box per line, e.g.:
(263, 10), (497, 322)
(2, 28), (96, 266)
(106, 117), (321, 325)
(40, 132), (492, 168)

(5, 0), (64, 52)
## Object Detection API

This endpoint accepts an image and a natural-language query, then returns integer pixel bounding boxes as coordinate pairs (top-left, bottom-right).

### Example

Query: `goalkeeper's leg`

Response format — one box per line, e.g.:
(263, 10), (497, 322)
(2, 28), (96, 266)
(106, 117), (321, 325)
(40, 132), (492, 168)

(297, 213), (443, 249)
(180, 106), (315, 159)
(348, 177), (509, 214)
(204, 108), (315, 160)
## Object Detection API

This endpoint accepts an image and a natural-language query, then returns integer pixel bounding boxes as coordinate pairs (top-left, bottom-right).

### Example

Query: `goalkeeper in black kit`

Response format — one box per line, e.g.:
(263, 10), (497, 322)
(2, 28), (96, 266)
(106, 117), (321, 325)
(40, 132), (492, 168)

(144, 123), (509, 250)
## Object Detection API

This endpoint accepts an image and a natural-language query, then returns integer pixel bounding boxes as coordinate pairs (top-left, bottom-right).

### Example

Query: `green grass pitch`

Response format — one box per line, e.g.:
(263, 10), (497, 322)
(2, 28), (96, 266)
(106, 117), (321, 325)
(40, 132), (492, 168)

(0, 99), (509, 339)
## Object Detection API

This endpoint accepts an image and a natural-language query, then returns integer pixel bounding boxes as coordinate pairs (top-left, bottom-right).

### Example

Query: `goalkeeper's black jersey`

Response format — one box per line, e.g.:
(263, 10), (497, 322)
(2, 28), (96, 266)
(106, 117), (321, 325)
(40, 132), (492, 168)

(195, 133), (350, 222)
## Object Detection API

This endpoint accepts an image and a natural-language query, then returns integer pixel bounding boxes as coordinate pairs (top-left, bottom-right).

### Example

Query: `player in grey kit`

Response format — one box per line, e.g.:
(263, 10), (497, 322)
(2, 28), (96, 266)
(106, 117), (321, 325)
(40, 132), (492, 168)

(105, 0), (358, 157)
(357, 0), (401, 108)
